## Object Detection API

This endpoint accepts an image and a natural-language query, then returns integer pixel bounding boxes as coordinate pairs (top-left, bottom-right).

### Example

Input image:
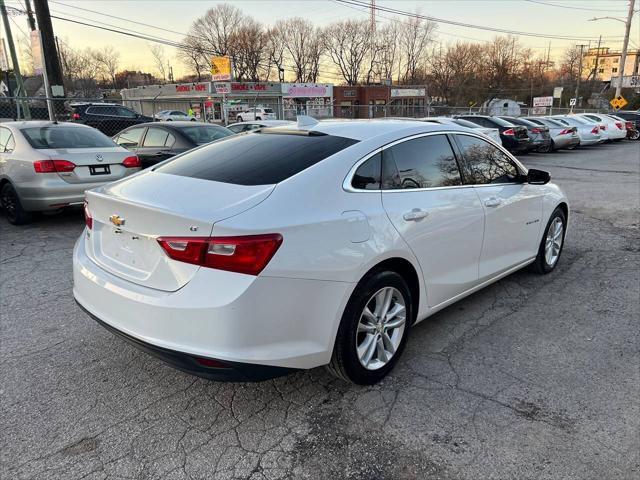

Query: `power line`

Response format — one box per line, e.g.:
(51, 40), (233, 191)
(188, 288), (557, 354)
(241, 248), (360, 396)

(522, 0), (631, 13)
(336, 0), (624, 41)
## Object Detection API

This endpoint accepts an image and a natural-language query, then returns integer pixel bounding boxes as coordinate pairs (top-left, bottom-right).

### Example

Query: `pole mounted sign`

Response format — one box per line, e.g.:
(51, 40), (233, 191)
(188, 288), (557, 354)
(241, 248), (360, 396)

(211, 56), (232, 81)
(533, 96), (553, 107)
(609, 95), (628, 111)
(553, 87), (564, 99)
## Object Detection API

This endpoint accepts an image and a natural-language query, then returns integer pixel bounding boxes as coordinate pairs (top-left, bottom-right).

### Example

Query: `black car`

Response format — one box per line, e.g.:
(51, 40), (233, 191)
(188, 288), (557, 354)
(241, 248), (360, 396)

(68, 103), (153, 137)
(113, 122), (234, 168)
(615, 111), (640, 139)
(455, 115), (531, 154)
(499, 116), (552, 153)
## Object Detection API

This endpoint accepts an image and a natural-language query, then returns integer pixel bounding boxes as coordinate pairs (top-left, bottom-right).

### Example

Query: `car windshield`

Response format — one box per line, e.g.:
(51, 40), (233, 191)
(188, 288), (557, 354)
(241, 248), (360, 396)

(179, 125), (234, 145)
(21, 126), (116, 149)
(156, 131), (358, 186)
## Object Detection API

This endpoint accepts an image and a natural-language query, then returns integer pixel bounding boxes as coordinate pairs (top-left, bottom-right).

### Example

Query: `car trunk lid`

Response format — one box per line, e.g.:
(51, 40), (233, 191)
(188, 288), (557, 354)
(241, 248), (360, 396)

(39, 147), (132, 184)
(84, 171), (275, 291)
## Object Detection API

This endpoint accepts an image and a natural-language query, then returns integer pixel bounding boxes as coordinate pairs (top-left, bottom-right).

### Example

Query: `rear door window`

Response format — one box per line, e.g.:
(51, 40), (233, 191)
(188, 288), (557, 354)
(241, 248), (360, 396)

(453, 134), (521, 185)
(0, 128), (10, 151)
(116, 127), (146, 148)
(351, 152), (381, 190)
(156, 132), (358, 185)
(142, 127), (170, 147)
(382, 135), (462, 189)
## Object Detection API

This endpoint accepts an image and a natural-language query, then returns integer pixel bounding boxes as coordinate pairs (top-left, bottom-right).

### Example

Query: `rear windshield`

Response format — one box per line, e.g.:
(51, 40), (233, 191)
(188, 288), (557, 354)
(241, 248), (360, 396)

(156, 131), (358, 185)
(452, 118), (481, 129)
(179, 125), (233, 145)
(263, 108), (274, 113)
(489, 116), (518, 127)
(21, 126), (116, 149)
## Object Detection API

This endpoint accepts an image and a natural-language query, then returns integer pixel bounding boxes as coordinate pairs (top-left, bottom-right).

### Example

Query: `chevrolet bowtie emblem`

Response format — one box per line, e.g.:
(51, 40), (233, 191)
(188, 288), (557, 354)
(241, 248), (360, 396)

(109, 214), (125, 227)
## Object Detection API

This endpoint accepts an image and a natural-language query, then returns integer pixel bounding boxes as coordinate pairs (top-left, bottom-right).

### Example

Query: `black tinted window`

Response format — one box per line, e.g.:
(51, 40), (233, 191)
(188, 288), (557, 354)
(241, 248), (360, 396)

(382, 135), (461, 189)
(179, 125), (233, 145)
(454, 134), (521, 185)
(157, 132), (358, 185)
(352, 153), (381, 190)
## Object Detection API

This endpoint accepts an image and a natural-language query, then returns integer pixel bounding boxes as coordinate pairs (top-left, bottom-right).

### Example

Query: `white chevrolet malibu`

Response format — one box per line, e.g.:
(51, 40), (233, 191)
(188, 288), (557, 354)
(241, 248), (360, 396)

(73, 119), (569, 384)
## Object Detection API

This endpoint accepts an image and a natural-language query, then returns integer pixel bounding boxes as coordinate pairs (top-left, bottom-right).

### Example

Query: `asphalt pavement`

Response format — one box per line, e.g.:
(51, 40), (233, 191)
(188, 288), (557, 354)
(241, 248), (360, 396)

(1, 140), (638, 480)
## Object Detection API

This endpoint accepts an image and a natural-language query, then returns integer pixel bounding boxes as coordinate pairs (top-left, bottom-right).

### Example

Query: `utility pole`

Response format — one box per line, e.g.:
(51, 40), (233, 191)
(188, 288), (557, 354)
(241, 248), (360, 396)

(24, 0), (36, 31)
(616, 0), (636, 97)
(33, 0), (64, 96)
(572, 44), (588, 113)
(0, 0), (30, 118)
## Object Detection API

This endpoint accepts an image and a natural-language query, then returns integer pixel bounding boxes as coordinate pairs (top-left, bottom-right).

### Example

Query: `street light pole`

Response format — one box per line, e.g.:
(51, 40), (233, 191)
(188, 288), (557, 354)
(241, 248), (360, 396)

(572, 44), (588, 113)
(590, 0), (636, 97)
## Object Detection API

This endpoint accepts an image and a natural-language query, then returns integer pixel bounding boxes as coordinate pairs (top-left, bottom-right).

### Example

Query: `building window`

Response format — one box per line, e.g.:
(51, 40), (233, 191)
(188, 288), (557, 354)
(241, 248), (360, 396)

(613, 58), (619, 63)
(598, 68), (604, 73)
(612, 68), (618, 73)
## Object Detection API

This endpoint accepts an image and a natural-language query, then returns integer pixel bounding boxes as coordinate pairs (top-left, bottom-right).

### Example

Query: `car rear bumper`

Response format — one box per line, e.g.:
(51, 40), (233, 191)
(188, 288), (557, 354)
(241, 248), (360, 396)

(17, 180), (105, 211)
(502, 137), (531, 152)
(73, 232), (353, 373)
(552, 135), (580, 149)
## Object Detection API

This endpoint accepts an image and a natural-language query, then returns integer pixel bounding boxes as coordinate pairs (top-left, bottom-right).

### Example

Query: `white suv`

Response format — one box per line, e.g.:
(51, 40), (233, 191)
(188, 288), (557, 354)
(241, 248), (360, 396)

(235, 107), (276, 122)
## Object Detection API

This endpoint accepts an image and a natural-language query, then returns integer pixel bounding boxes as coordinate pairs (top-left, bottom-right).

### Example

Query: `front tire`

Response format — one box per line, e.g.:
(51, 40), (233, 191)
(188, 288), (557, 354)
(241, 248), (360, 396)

(327, 271), (412, 385)
(1, 183), (32, 225)
(531, 207), (566, 274)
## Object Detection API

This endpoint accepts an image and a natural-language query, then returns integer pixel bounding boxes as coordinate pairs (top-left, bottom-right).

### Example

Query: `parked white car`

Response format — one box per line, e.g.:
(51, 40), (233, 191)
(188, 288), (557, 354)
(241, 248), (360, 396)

(74, 119), (569, 384)
(550, 115), (603, 146)
(420, 117), (502, 145)
(0, 121), (140, 225)
(235, 107), (277, 122)
(577, 113), (626, 141)
(154, 110), (196, 122)
(227, 120), (293, 134)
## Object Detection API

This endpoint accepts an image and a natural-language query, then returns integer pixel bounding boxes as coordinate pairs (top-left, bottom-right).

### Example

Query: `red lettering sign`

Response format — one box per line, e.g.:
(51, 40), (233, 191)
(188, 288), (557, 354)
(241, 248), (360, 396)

(175, 85), (190, 92)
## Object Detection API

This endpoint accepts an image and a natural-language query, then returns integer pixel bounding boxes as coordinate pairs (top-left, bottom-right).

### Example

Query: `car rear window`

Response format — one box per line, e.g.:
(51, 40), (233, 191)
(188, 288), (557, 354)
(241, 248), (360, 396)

(179, 125), (233, 145)
(21, 127), (116, 149)
(156, 131), (358, 185)
(263, 108), (274, 113)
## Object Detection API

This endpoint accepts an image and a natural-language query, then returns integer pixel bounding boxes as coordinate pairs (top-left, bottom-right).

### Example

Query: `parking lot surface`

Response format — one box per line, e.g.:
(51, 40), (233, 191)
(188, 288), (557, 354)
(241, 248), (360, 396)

(1, 141), (639, 480)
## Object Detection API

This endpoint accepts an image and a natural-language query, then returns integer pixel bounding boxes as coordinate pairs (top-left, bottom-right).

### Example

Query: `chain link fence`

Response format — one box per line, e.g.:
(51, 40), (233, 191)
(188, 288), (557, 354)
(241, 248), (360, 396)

(1, 95), (609, 138)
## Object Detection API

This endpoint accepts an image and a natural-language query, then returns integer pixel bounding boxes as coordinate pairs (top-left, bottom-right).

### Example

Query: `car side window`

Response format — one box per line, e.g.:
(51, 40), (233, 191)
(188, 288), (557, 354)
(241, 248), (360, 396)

(351, 152), (381, 190)
(382, 135), (462, 190)
(116, 127), (145, 148)
(142, 128), (169, 147)
(165, 133), (176, 147)
(4, 134), (15, 152)
(0, 128), (10, 151)
(454, 134), (521, 185)
(115, 106), (138, 118)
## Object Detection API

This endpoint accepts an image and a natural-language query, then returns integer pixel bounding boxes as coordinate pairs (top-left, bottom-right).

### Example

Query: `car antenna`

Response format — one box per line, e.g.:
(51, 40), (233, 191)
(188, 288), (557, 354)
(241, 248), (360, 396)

(297, 115), (318, 130)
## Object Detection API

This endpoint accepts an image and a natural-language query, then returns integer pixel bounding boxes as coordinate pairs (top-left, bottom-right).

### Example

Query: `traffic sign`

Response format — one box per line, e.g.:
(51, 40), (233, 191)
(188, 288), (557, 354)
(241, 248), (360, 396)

(569, 98), (577, 107)
(610, 95), (628, 111)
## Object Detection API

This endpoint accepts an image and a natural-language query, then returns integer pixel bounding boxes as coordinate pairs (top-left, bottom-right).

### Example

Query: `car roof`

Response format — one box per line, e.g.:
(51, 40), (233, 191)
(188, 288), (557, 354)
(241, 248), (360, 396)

(1, 120), (95, 130)
(123, 121), (227, 129)
(269, 119), (467, 141)
(228, 120), (293, 127)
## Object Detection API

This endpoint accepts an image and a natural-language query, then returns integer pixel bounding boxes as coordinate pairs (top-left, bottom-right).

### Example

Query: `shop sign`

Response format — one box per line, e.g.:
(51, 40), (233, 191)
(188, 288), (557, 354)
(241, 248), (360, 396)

(390, 88), (426, 97)
(230, 82), (281, 94)
(282, 83), (333, 98)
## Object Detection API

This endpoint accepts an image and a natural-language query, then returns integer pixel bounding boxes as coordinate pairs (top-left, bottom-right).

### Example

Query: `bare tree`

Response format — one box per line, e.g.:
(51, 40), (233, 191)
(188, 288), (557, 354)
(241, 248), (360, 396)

(177, 36), (209, 81)
(377, 24), (400, 83)
(266, 26), (287, 81)
(229, 18), (268, 81)
(399, 14), (437, 84)
(277, 18), (323, 83)
(429, 42), (479, 104)
(92, 46), (120, 87)
(149, 44), (167, 82)
(323, 20), (370, 85)
(190, 3), (245, 56)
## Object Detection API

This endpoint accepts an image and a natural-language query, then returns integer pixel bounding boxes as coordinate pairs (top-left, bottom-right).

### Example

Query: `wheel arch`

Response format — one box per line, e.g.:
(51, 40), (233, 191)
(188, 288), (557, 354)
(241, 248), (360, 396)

(358, 256), (421, 324)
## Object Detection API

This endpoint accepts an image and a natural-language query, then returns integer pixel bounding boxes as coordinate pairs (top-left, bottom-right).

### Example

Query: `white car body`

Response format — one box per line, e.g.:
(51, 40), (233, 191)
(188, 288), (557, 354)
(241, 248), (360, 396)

(227, 120), (293, 134)
(548, 115), (603, 146)
(73, 120), (568, 381)
(577, 113), (626, 141)
(155, 110), (195, 122)
(235, 107), (277, 122)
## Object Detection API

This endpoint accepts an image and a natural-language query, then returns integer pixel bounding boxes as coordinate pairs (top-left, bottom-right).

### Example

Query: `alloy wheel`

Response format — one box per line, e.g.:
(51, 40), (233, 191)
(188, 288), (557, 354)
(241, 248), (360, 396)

(1, 187), (17, 222)
(356, 287), (407, 370)
(544, 216), (564, 267)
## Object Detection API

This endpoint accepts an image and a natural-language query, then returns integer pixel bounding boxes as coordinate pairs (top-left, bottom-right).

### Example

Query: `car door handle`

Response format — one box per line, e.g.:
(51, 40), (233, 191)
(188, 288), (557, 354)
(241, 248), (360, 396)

(403, 209), (429, 221)
(484, 197), (503, 208)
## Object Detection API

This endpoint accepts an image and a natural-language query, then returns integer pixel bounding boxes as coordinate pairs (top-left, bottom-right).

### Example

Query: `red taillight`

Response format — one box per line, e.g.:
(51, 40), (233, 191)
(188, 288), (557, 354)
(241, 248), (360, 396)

(559, 129), (571, 135)
(84, 202), (92, 230)
(530, 127), (542, 134)
(33, 159), (76, 173)
(194, 357), (229, 368)
(615, 121), (623, 130)
(157, 234), (283, 276)
(122, 156), (141, 168)
(502, 128), (515, 136)
(591, 126), (599, 135)
(625, 121), (633, 129)
(71, 112), (81, 120)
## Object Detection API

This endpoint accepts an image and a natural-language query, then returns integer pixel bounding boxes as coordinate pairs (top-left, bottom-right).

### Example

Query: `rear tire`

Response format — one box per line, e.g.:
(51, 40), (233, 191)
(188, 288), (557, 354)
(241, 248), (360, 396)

(531, 207), (566, 274)
(327, 271), (412, 385)
(1, 183), (32, 225)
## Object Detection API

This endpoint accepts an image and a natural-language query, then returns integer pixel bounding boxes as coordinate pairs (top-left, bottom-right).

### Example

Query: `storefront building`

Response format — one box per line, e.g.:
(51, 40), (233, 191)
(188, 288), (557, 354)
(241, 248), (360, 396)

(333, 85), (428, 119)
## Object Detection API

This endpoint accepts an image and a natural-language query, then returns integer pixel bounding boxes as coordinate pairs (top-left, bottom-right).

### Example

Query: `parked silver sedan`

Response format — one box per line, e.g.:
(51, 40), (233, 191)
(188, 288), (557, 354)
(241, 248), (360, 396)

(524, 117), (580, 150)
(0, 121), (141, 224)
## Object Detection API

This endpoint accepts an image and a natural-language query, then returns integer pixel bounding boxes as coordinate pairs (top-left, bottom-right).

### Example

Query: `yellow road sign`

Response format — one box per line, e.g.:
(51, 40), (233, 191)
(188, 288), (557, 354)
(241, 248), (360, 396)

(211, 56), (232, 81)
(610, 95), (628, 111)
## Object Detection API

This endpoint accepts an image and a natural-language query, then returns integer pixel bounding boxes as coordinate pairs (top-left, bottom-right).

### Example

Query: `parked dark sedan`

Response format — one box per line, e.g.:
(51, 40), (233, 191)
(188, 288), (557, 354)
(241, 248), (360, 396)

(499, 116), (553, 153)
(113, 122), (233, 167)
(455, 115), (531, 153)
(67, 103), (153, 137)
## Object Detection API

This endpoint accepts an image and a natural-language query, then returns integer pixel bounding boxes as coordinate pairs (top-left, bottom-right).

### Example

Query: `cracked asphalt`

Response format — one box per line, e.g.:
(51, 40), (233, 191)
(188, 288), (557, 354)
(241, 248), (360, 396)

(1, 140), (639, 480)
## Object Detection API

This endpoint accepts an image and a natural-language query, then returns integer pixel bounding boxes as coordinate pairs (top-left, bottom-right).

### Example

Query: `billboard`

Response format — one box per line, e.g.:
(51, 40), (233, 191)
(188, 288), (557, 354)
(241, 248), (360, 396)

(211, 56), (232, 81)
(533, 96), (553, 107)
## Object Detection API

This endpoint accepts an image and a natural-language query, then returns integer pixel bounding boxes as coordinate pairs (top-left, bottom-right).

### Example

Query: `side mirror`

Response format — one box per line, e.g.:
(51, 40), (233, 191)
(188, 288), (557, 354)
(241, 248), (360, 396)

(527, 168), (550, 185)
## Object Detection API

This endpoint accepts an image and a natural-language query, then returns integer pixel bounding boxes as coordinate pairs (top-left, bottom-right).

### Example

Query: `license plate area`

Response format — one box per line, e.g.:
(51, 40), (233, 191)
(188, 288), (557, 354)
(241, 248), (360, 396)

(94, 224), (160, 278)
(89, 165), (111, 175)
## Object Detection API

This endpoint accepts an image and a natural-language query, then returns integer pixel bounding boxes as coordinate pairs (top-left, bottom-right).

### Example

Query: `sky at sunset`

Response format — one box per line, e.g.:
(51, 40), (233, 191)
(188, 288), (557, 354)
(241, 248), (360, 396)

(3, 0), (638, 80)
